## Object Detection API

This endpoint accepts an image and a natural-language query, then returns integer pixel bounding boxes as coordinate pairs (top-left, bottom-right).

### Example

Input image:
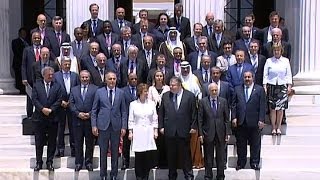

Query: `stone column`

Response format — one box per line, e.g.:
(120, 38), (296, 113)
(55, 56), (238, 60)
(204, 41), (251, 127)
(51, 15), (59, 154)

(292, 0), (320, 94)
(0, 0), (19, 94)
(66, 0), (114, 40)
(182, 0), (224, 27)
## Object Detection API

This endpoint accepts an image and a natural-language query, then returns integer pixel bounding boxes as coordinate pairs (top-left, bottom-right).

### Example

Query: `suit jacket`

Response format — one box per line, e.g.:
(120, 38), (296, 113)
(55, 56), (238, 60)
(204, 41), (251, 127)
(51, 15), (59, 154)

(202, 25), (214, 38)
(120, 58), (148, 87)
(87, 65), (108, 87)
(69, 84), (98, 126)
(82, 19), (104, 38)
(193, 69), (210, 87)
(208, 31), (235, 56)
(91, 87), (127, 131)
(188, 51), (218, 71)
(96, 33), (120, 58)
(132, 21), (155, 35)
(232, 38), (252, 58)
(132, 32), (157, 50)
(106, 56), (127, 87)
(21, 46), (38, 86)
(183, 36), (198, 55)
(44, 30), (71, 58)
(111, 19), (132, 35)
(137, 49), (159, 70)
(71, 40), (90, 60)
(12, 38), (29, 69)
(30, 27), (52, 44)
(261, 26), (289, 44)
(245, 54), (267, 86)
(235, 27), (261, 41)
(32, 60), (59, 83)
(169, 16), (191, 41)
(198, 96), (230, 142)
(53, 71), (80, 101)
(119, 37), (142, 56)
(80, 54), (96, 71)
(32, 80), (62, 122)
(158, 90), (197, 138)
(146, 67), (174, 86)
(122, 85), (137, 115)
(231, 84), (266, 127)
(227, 63), (254, 89)
(261, 41), (291, 59)
(202, 80), (232, 107)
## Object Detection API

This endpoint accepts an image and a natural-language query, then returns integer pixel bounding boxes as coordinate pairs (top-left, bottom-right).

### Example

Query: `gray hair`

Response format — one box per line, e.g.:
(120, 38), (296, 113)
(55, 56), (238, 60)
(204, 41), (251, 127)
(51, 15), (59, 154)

(41, 66), (54, 77)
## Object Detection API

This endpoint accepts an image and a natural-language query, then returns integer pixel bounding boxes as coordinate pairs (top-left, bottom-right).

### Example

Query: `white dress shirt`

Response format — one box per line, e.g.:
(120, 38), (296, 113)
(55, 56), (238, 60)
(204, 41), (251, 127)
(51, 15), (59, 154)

(216, 54), (237, 72)
(263, 56), (292, 85)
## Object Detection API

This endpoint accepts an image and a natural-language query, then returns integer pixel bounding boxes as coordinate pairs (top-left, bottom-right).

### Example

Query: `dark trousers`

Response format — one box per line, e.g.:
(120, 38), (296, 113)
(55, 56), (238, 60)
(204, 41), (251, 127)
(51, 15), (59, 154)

(14, 66), (25, 94)
(235, 125), (261, 167)
(122, 129), (131, 166)
(155, 131), (167, 168)
(34, 120), (58, 164)
(73, 119), (94, 166)
(98, 125), (120, 178)
(204, 136), (225, 180)
(166, 136), (194, 180)
(57, 108), (75, 151)
(135, 151), (155, 180)
(26, 95), (33, 118)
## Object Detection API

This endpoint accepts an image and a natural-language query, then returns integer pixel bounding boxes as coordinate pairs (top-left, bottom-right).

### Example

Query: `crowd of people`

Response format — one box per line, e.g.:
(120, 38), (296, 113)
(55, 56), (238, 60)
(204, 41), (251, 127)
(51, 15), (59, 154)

(11, 2), (294, 180)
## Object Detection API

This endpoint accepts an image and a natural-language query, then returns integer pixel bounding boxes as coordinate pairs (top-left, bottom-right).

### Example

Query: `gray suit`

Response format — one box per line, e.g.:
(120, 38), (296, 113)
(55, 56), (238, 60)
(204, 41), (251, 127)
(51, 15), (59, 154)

(71, 40), (90, 60)
(91, 87), (127, 178)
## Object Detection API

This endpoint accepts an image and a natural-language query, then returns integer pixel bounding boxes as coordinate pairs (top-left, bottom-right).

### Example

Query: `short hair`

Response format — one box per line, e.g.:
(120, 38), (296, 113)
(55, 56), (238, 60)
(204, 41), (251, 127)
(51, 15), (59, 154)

(197, 36), (208, 44)
(103, 20), (112, 25)
(89, 3), (99, 11)
(156, 54), (166, 60)
(61, 57), (71, 63)
(80, 70), (91, 78)
(120, 26), (131, 34)
(127, 45), (138, 53)
(193, 23), (203, 29)
(210, 66), (222, 73)
(174, 3), (184, 10)
(52, 16), (63, 22)
(18, 27), (27, 34)
(214, 19), (224, 26)
(245, 13), (255, 20)
(208, 82), (219, 92)
(243, 70), (255, 80)
(222, 40), (233, 47)
(169, 76), (182, 86)
(201, 55), (211, 62)
(139, 9), (148, 16)
(136, 83), (149, 98)
(269, 11), (280, 19)
(173, 47), (182, 52)
(41, 66), (54, 77)
(249, 39), (260, 47)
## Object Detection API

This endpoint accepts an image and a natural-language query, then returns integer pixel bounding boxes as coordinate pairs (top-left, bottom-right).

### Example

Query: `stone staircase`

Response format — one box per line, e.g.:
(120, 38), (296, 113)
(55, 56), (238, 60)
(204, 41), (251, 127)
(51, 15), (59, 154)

(0, 95), (320, 180)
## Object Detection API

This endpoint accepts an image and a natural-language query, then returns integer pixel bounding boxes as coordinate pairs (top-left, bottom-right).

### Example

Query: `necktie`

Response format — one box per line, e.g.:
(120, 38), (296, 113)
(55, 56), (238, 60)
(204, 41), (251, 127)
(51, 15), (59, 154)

(175, 61), (180, 72)
(35, 47), (40, 61)
(82, 85), (87, 101)
(124, 41), (128, 56)
(252, 55), (257, 72)
(212, 99), (217, 116)
(130, 61), (134, 73)
(209, 26), (213, 36)
(92, 20), (97, 34)
(177, 17), (181, 29)
(245, 86), (249, 102)
(237, 64), (242, 79)
(226, 55), (231, 66)
(100, 68), (104, 81)
(106, 34), (110, 46)
(245, 39), (250, 49)
(147, 51), (151, 67)
(119, 20), (123, 28)
(205, 70), (208, 83)
(131, 87), (136, 98)
(216, 33), (221, 47)
(109, 89), (113, 105)
(173, 94), (178, 110)
(77, 41), (81, 50)
(56, 32), (61, 44)
(46, 83), (50, 97)
(116, 58), (120, 70)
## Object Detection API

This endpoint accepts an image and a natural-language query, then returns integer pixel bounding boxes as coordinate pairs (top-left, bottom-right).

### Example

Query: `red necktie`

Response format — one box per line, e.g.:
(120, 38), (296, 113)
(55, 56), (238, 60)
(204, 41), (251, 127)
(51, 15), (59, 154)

(35, 47), (40, 61)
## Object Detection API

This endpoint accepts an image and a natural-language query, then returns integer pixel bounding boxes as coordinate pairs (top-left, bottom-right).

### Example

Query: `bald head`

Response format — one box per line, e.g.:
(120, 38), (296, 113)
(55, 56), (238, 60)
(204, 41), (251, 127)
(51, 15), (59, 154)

(37, 14), (46, 28)
(208, 82), (219, 98)
(242, 26), (251, 39)
(205, 12), (215, 26)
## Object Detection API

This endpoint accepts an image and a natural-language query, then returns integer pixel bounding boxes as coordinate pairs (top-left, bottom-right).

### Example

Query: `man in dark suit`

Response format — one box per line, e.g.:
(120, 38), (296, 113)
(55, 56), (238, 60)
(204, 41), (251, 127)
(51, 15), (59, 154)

(120, 45), (148, 87)
(208, 19), (234, 56)
(32, 66), (62, 171)
(235, 14), (261, 42)
(183, 23), (203, 55)
(44, 16), (71, 59)
(159, 76), (197, 180)
(30, 14), (51, 45)
(261, 28), (291, 59)
(119, 26), (141, 57)
(81, 3), (104, 38)
(96, 20), (120, 59)
(198, 82), (230, 180)
(233, 26), (252, 59)
(232, 71), (266, 171)
(189, 36), (218, 71)
(261, 11), (289, 44)
(132, 9), (155, 34)
(246, 40), (266, 86)
(87, 53), (108, 87)
(12, 27), (29, 94)
(111, 7), (132, 36)
(121, 73), (138, 170)
(132, 20), (157, 50)
(227, 50), (254, 89)
(137, 35), (159, 70)
(202, 12), (215, 38)
(193, 55), (212, 87)
(69, 70), (98, 171)
(91, 71), (127, 180)
(169, 3), (191, 41)
(80, 42), (100, 71)
(71, 27), (90, 60)
(106, 43), (127, 87)
(54, 58), (80, 157)
(147, 54), (173, 86)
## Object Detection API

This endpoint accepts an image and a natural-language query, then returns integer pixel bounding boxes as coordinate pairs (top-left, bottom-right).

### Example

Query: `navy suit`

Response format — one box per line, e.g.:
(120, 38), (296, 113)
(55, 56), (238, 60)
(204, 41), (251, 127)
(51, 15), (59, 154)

(227, 63), (254, 89)
(80, 54), (96, 71)
(235, 27), (262, 42)
(96, 33), (120, 58)
(231, 84), (266, 167)
(44, 30), (71, 59)
(54, 71), (80, 154)
(261, 26), (289, 44)
(32, 60), (60, 83)
(111, 19), (132, 35)
(32, 80), (62, 165)
(106, 57), (127, 87)
(137, 49), (159, 71)
(188, 51), (218, 71)
(91, 87), (127, 178)
(69, 84), (98, 167)
(202, 80), (232, 108)
(245, 54), (267, 86)
(208, 31), (235, 56)
(233, 39), (251, 59)
(82, 19), (104, 38)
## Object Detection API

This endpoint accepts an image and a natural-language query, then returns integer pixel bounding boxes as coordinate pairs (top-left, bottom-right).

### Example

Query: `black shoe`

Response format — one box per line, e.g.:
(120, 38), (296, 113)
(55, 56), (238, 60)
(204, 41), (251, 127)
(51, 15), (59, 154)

(75, 164), (82, 171)
(251, 164), (260, 170)
(86, 164), (93, 171)
(55, 150), (64, 157)
(236, 165), (244, 171)
(46, 163), (54, 171)
(34, 163), (42, 171)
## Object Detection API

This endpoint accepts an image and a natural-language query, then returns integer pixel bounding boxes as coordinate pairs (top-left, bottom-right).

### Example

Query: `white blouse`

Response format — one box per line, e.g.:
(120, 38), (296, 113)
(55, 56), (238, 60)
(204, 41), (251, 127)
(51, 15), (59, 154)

(263, 56), (292, 85)
(148, 85), (170, 106)
(128, 99), (158, 152)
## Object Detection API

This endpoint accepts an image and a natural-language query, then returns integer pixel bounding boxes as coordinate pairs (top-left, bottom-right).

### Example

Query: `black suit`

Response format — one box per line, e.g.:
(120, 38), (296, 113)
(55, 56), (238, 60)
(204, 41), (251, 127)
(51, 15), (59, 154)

(111, 19), (132, 36)
(169, 16), (191, 41)
(198, 96), (230, 179)
(132, 21), (155, 35)
(80, 54), (96, 71)
(119, 37), (142, 57)
(44, 30), (71, 59)
(106, 56), (127, 87)
(137, 49), (159, 71)
(202, 25), (214, 38)
(235, 27), (262, 42)
(120, 58), (148, 87)
(208, 31), (234, 56)
(30, 27), (52, 45)
(159, 90), (196, 179)
(96, 33), (120, 58)
(193, 69), (210, 87)
(261, 26), (289, 44)
(188, 51), (218, 71)
(231, 84), (266, 167)
(87, 65), (108, 88)
(32, 80), (62, 165)
(245, 54), (267, 86)
(82, 19), (104, 39)
(261, 41), (291, 59)
(183, 36), (198, 55)
(132, 32), (158, 50)
(147, 67), (173, 86)
(69, 84), (98, 167)
(32, 60), (59, 83)
(202, 80), (232, 109)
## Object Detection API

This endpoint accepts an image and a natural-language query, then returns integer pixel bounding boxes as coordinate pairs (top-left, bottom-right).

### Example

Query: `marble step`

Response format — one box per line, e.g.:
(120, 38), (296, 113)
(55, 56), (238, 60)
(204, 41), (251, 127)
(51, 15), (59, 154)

(0, 166), (320, 180)
(0, 124), (22, 135)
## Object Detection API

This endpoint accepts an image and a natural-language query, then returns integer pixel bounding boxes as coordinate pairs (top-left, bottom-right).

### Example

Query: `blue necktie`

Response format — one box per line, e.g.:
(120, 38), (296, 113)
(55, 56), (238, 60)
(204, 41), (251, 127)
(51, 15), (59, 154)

(245, 86), (249, 102)
(237, 64), (242, 79)
(212, 99), (217, 116)
(173, 94), (178, 110)
(82, 85), (87, 101)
